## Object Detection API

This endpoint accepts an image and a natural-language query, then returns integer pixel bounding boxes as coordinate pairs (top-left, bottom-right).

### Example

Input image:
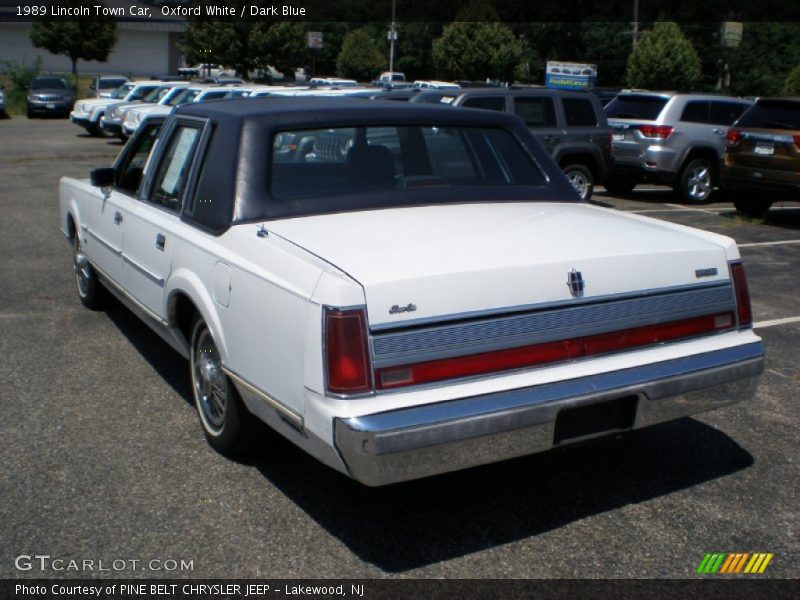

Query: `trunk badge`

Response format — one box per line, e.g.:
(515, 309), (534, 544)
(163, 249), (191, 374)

(390, 303), (417, 315)
(567, 269), (585, 298)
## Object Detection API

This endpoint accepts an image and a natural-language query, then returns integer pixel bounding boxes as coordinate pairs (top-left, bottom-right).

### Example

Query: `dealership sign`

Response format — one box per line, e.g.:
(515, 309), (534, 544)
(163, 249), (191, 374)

(545, 62), (597, 90)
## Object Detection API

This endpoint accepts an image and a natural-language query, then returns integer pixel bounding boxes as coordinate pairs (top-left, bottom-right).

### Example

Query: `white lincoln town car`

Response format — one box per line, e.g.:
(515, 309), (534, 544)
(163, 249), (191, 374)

(59, 99), (764, 485)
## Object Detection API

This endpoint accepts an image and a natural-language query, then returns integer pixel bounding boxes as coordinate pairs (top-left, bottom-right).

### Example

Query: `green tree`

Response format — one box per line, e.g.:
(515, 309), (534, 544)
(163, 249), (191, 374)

(264, 22), (308, 81)
(432, 21), (523, 82)
(29, 1), (116, 79)
(727, 23), (800, 96)
(626, 21), (701, 91)
(180, 2), (271, 77)
(783, 64), (800, 95)
(335, 29), (385, 81)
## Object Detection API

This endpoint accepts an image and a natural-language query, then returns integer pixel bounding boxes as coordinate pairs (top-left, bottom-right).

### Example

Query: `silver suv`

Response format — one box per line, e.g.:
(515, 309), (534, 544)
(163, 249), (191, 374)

(605, 92), (752, 202)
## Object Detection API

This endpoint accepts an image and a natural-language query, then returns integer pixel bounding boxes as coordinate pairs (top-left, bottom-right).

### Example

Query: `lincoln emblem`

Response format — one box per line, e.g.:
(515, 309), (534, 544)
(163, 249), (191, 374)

(567, 269), (585, 297)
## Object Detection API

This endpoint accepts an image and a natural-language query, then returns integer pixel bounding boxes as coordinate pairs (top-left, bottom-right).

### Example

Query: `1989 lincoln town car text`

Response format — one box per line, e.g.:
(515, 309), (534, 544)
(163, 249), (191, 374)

(59, 98), (764, 485)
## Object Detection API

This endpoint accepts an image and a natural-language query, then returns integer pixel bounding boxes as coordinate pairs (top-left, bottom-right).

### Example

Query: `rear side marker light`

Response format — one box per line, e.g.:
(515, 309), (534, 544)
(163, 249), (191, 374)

(638, 125), (673, 139)
(730, 261), (753, 329)
(324, 307), (373, 395)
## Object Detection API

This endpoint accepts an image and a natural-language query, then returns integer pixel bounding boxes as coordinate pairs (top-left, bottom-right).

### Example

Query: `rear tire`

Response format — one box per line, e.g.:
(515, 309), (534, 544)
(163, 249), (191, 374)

(733, 197), (772, 218)
(72, 233), (107, 310)
(190, 316), (255, 456)
(603, 176), (637, 196)
(676, 158), (715, 204)
(562, 164), (595, 201)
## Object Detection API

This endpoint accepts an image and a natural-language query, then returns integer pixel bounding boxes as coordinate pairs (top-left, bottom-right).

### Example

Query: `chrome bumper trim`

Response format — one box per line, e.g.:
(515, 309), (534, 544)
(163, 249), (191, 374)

(334, 342), (764, 486)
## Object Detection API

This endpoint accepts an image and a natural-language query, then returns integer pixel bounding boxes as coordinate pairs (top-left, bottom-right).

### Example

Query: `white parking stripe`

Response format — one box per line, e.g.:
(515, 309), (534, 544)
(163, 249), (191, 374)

(738, 239), (800, 248)
(754, 316), (800, 329)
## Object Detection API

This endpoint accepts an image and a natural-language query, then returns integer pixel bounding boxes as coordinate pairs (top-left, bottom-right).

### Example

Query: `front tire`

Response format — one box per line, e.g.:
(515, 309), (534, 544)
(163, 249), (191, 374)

(73, 233), (107, 310)
(190, 316), (255, 455)
(733, 196), (772, 218)
(563, 164), (595, 201)
(676, 158), (715, 204)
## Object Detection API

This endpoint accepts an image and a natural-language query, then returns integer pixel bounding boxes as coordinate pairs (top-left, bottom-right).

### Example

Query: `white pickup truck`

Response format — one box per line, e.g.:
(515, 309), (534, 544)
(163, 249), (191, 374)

(59, 98), (764, 486)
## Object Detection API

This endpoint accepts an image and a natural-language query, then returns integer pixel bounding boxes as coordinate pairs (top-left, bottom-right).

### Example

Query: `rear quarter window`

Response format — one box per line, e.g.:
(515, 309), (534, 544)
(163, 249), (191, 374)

(461, 96), (507, 112)
(680, 101), (710, 123)
(514, 97), (557, 127)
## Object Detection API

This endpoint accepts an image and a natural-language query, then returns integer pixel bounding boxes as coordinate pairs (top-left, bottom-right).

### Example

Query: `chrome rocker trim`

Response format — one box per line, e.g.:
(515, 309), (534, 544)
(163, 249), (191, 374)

(334, 342), (765, 486)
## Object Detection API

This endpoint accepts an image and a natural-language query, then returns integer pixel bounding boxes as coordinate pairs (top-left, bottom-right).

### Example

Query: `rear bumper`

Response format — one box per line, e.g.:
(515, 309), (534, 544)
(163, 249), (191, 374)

(334, 342), (764, 486)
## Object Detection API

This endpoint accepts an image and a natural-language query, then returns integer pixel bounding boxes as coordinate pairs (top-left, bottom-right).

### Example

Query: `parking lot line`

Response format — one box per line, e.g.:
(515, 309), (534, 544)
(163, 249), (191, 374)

(738, 239), (800, 248)
(754, 315), (800, 329)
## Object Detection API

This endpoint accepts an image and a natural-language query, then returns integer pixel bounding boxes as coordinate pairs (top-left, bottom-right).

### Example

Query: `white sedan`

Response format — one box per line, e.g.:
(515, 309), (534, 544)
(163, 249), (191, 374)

(59, 98), (764, 486)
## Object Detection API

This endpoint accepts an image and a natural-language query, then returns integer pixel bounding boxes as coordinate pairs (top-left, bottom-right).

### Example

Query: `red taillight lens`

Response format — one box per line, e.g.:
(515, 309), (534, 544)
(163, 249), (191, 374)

(793, 134), (800, 148)
(324, 307), (372, 394)
(730, 261), (753, 328)
(375, 312), (734, 390)
(726, 128), (741, 146)
(638, 125), (673, 139)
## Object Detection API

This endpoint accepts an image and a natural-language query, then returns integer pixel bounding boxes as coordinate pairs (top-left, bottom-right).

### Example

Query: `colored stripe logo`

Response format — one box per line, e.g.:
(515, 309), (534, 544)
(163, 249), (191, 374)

(697, 553), (773, 574)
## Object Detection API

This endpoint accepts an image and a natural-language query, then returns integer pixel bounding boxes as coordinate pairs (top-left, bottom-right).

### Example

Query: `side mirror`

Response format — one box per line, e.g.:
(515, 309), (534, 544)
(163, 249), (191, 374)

(90, 167), (115, 188)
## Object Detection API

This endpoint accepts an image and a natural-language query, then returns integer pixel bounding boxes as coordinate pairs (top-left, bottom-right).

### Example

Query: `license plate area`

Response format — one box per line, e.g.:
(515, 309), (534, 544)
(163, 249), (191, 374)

(754, 143), (774, 156)
(553, 396), (638, 445)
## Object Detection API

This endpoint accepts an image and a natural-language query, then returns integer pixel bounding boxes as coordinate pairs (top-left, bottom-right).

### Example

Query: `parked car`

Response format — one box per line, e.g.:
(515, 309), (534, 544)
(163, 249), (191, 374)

(412, 87), (614, 201)
(60, 98), (763, 486)
(371, 72), (411, 89)
(27, 76), (74, 118)
(605, 92), (753, 202)
(100, 82), (186, 140)
(721, 97), (800, 217)
(412, 80), (461, 90)
(88, 76), (129, 98)
(71, 81), (162, 136)
(308, 77), (359, 88)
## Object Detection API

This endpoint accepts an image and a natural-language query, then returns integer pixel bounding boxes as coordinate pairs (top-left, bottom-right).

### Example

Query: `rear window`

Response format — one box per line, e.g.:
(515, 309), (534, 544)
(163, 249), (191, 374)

(605, 95), (668, 120)
(736, 100), (800, 130)
(270, 125), (545, 201)
(562, 98), (598, 126)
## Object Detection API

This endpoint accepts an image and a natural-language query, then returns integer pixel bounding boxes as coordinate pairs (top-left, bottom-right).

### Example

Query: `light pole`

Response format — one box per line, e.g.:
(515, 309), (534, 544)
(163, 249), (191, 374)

(388, 0), (397, 73)
(632, 0), (640, 48)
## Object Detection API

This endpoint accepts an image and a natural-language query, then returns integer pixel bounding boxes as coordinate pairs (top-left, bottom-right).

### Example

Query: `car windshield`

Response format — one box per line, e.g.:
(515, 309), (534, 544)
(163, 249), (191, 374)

(31, 78), (67, 90)
(143, 86), (171, 102)
(111, 84), (135, 99)
(99, 78), (127, 89)
(605, 95), (669, 120)
(270, 125), (546, 203)
(737, 100), (800, 130)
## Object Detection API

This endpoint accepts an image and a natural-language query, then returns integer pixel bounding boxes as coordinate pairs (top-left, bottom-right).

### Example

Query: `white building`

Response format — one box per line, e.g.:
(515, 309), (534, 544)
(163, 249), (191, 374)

(0, 1), (186, 77)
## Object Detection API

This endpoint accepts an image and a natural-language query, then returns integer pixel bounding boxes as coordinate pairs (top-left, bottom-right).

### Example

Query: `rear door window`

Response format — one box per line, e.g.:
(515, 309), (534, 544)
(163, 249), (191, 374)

(149, 124), (203, 212)
(605, 95), (668, 120)
(461, 96), (507, 112)
(562, 98), (598, 126)
(514, 97), (557, 127)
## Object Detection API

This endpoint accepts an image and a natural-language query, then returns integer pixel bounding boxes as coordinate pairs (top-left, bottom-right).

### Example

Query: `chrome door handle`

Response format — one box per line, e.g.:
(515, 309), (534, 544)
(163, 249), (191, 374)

(713, 128), (726, 135)
(113, 211), (122, 225)
(155, 233), (165, 251)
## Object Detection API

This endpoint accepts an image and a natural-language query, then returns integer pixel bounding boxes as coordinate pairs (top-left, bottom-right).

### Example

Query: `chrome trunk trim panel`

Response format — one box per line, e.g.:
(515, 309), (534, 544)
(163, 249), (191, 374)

(371, 282), (735, 368)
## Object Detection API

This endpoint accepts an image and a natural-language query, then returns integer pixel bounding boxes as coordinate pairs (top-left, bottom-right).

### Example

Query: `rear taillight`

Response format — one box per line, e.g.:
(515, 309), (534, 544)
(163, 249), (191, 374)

(375, 312), (734, 390)
(324, 307), (373, 395)
(726, 128), (741, 146)
(638, 125), (673, 139)
(730, 261), (753, 329)
(793, 134), (800, 148)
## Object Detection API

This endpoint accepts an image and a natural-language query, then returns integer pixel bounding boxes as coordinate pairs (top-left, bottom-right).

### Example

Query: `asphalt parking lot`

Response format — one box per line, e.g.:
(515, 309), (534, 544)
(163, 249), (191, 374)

(1, 117), (798, 579)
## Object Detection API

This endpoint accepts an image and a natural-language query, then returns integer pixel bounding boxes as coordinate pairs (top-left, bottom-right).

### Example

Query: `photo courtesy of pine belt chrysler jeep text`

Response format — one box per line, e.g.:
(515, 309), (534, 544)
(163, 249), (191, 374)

(59, 98), (764, 486)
